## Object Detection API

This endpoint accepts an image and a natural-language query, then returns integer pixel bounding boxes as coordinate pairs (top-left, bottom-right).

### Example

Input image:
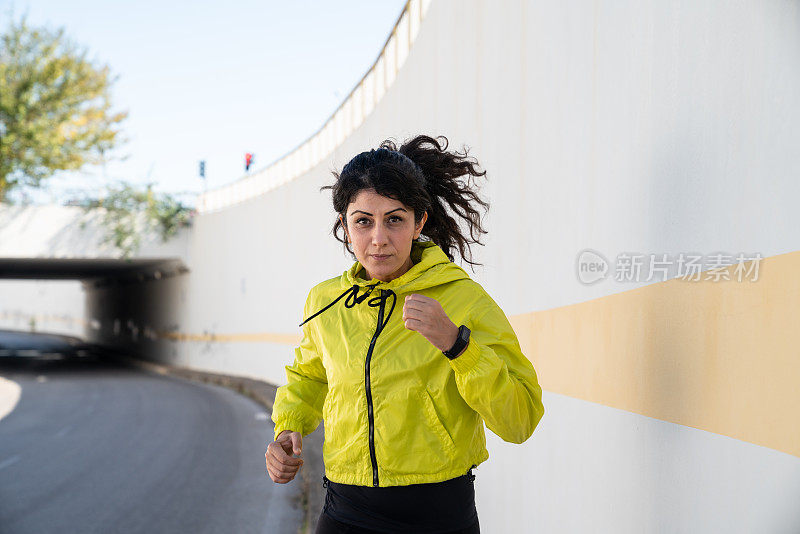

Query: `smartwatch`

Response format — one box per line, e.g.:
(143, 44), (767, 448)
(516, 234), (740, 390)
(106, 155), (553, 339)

(443, 325), (471, 359)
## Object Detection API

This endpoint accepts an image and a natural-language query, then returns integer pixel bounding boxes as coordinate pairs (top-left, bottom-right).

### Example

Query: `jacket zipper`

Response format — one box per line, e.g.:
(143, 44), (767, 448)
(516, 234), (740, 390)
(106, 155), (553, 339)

(365, 288), (387, 487)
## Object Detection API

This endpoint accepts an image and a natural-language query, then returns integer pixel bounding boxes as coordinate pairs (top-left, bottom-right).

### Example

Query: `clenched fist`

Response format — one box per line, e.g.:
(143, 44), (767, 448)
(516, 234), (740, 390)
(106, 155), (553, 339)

(402, 293), (463, 354)
(266, 430), (304, 484)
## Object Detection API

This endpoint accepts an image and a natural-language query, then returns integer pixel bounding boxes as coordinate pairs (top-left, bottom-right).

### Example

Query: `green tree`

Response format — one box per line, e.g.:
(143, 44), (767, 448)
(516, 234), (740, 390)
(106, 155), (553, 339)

(0, 14), (127, 202)
(75, 180), (194, 259)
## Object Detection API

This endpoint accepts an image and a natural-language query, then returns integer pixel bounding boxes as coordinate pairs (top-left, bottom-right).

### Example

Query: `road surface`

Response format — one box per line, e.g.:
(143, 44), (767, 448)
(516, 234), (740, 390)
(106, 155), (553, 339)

(0, 339), (303, 534)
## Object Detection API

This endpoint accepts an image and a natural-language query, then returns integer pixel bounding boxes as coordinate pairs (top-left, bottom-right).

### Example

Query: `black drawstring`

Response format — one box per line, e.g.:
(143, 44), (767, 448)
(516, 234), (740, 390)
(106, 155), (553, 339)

(300, 283), (396, 332)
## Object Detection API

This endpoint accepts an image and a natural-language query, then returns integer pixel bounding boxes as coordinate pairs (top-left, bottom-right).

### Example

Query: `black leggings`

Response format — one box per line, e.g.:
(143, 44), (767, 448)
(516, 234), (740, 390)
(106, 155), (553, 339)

(314, 468), (480, 534)
(314, 510), (480, 534)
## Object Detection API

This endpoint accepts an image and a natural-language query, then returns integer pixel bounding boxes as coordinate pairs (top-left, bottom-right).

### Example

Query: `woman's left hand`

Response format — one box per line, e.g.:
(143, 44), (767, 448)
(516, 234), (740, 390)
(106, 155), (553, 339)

(402, 294), (460, 352)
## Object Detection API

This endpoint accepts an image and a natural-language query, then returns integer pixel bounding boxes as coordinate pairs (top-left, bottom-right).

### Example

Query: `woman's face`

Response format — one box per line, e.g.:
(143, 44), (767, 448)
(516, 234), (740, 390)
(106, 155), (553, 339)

(340, 189), (427, 283)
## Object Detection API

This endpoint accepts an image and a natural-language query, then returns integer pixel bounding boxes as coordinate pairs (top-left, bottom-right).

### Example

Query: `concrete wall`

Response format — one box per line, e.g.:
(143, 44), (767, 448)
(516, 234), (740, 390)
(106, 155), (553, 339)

(0, 280), (85, 338)
(3, 0), (800, 531)
(140, 1), (800, 531)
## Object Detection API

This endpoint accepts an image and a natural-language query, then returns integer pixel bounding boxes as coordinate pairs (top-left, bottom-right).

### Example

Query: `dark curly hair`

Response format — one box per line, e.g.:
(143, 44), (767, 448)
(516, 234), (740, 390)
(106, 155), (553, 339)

(320, 134), (489, 269)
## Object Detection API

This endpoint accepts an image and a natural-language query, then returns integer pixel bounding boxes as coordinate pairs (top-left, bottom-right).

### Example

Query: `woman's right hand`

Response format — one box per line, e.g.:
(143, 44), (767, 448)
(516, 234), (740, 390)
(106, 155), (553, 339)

(266, 430), (304, 484)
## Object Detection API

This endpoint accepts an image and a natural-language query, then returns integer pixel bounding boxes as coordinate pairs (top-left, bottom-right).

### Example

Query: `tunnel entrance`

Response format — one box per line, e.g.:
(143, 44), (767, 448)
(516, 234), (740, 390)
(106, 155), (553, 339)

(0, 257), (189, 362)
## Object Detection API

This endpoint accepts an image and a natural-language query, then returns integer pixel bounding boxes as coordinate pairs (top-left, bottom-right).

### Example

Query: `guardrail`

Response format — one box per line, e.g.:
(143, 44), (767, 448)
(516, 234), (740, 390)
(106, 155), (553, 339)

(196, 0), (432, 214)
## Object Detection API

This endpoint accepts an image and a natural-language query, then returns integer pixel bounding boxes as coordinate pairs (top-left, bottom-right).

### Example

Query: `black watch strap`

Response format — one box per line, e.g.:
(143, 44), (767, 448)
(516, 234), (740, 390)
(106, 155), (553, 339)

(443, 325), (470, 359)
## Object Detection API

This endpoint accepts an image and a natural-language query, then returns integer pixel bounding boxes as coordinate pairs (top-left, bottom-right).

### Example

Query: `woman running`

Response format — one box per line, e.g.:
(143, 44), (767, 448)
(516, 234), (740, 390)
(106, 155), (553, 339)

(266, 134), (545, 534)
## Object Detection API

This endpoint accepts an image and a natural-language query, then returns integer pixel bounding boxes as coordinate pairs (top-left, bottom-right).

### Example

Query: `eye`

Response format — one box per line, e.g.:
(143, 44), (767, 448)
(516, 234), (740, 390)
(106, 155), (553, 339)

(355, 217), (370, 225)
(388, 215), (403, 223)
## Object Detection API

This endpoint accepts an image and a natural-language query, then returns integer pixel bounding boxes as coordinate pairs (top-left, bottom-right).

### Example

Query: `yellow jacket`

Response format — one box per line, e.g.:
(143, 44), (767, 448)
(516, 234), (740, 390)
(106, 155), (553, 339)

(272, 240), (544, 487)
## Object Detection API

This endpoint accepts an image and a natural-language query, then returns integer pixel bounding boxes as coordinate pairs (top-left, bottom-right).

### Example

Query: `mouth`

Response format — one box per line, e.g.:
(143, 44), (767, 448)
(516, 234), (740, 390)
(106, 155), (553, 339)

(371, 254), (392, 260)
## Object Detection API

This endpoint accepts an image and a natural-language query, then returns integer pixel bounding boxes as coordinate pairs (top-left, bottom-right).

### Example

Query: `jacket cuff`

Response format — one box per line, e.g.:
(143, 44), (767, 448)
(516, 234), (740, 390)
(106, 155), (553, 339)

(272, 415), (308, 441)
(447, 337), (481, 374)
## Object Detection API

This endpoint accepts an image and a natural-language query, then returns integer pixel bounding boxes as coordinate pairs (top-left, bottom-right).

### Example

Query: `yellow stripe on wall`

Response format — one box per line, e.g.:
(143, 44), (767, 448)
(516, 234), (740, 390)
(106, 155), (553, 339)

(124, 252), (798, 458)
(156, 331), (302, 345)
(509, 251), (800, 459)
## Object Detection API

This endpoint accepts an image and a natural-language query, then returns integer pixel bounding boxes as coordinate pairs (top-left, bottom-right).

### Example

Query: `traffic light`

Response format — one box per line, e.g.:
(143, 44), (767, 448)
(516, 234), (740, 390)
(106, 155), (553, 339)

(245, 153), (254, 171)
(199, 160), (206, 178)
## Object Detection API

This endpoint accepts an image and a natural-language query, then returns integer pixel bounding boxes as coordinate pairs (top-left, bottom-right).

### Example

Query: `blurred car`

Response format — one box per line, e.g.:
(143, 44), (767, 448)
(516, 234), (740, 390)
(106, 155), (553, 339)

(0, 329), (98, 361)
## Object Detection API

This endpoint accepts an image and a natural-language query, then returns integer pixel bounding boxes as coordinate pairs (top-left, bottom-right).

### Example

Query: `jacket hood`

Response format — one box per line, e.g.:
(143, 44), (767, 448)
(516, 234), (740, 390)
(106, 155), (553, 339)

(299, 240), (471, 328)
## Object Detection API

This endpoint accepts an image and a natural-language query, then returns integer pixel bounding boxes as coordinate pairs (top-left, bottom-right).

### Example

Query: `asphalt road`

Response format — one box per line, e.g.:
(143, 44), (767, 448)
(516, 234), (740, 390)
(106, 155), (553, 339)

(0, 351), (304, 534)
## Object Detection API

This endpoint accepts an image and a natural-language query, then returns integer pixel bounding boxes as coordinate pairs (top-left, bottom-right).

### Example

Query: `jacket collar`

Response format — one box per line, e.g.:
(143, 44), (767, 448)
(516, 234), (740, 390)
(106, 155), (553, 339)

(341, 240), (469, 293)
(299, 240), (470, 328)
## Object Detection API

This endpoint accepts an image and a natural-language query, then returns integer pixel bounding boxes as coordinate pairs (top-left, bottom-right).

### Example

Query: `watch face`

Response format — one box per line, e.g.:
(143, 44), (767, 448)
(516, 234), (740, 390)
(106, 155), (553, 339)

(460, 326), (470, 341)
(444, 325), (470, 358)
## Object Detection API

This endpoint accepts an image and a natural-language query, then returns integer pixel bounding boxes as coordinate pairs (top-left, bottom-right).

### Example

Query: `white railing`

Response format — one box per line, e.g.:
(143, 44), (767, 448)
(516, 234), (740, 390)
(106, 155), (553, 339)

(197, 0), (432, 214)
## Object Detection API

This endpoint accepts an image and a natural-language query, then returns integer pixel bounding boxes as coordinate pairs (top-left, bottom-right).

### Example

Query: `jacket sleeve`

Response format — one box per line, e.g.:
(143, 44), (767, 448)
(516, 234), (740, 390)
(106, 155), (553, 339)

(271, 291), (328, 441)
(448, 300), (545, 444)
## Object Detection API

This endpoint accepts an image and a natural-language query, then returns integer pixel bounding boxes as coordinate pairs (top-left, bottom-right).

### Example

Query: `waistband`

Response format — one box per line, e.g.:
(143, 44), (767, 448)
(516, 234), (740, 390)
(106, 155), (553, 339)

(322, 464), (477, 490)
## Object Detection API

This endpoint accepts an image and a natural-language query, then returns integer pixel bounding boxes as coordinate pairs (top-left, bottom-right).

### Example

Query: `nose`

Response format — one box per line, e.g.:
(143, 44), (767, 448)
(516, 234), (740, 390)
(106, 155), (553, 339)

(371, 221), (389, 248)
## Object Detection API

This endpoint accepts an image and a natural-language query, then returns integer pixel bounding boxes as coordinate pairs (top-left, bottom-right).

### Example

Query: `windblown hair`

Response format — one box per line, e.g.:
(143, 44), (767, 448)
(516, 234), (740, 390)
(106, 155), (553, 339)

(320, 134), (489, 269)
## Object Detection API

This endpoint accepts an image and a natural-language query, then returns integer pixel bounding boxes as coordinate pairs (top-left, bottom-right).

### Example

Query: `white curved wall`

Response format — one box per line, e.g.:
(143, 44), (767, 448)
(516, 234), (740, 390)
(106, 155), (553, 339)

(144, 1), (800, 531)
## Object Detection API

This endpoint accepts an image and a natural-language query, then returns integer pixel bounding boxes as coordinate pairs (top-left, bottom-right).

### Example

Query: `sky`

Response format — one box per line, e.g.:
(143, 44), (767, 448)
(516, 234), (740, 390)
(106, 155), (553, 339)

(1, 0), (408, 206)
